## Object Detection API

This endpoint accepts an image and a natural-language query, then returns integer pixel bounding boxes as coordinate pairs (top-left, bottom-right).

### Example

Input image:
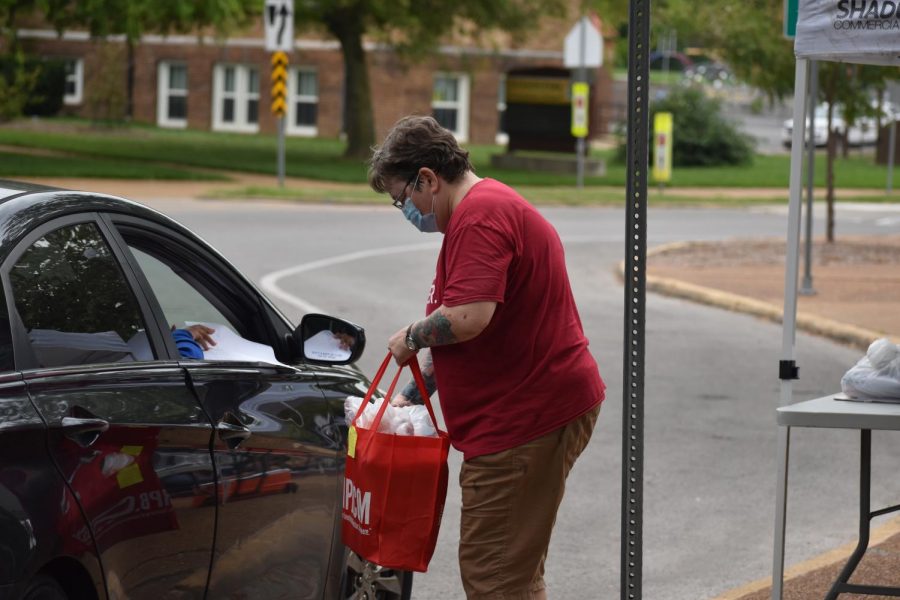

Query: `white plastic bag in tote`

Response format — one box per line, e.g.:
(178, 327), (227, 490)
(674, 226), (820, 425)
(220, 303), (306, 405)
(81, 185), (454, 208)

(841, 338), (900, 401)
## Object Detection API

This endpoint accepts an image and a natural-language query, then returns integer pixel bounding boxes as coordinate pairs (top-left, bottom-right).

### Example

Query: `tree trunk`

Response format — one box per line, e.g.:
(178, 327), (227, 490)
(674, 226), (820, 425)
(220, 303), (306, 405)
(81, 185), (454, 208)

(327, 12), (375, 159)
(126, 39), (135, 121)
(826, 102), (836, 243)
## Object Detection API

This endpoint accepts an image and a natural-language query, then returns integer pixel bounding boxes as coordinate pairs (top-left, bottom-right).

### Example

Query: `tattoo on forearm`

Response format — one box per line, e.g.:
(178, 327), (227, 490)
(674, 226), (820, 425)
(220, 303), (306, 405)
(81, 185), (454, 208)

(412, 311), (456, 348)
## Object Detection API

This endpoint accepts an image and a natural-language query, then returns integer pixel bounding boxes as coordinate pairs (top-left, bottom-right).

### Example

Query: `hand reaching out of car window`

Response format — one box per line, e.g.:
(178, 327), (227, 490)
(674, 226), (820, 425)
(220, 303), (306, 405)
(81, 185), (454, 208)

(172, 323), (216, 358)
(183, 324), (217, 350)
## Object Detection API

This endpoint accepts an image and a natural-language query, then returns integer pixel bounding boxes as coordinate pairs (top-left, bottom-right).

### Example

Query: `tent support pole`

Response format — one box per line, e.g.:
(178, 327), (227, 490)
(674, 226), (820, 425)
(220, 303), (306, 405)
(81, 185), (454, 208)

(772, 58), (809, 600)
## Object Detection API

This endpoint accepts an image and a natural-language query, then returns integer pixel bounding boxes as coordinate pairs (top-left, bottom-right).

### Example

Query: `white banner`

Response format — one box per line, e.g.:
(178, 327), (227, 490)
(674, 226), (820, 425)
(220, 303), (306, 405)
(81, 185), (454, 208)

(795, 0), (900, 65)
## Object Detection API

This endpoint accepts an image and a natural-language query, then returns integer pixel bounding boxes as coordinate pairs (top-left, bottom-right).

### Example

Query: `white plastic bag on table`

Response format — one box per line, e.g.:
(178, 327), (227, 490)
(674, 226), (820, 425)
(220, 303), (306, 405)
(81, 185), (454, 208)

(841, 338), (900, 401)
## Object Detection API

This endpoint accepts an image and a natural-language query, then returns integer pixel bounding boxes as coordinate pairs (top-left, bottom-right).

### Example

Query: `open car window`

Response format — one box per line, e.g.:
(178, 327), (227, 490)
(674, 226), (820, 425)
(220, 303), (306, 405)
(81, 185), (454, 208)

(118, 230), (287, 365)
(8, 221), (156, 368)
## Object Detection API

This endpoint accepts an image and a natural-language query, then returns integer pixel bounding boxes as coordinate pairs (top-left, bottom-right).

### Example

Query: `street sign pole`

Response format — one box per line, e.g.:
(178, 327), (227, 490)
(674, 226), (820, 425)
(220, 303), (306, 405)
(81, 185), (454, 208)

(271, 51), (289, 188)
(622, 1), (649, 598)
(265, 0), (293, 189)
(576, 18), (587, 189)
(564, 16), (601, 190)
(278, 109), (286, 188)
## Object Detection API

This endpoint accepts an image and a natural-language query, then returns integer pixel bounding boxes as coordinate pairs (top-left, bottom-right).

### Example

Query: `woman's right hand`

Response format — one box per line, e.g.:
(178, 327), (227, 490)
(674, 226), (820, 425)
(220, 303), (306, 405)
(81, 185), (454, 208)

(390, 393), (412, 407)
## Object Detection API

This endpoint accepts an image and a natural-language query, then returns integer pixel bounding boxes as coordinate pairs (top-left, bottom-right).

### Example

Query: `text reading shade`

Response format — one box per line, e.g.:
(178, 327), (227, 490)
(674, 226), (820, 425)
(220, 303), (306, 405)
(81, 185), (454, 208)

(9, 222), (150, 367)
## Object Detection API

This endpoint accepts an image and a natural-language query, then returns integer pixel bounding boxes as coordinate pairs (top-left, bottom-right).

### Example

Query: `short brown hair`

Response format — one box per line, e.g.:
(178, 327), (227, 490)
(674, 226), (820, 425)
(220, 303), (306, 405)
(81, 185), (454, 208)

(368, 115), (474, 194)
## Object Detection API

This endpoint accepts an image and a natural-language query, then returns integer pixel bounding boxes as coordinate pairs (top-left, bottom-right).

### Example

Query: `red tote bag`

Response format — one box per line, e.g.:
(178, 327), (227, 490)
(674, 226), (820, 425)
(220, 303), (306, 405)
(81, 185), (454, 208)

(342, 352), (450, 572)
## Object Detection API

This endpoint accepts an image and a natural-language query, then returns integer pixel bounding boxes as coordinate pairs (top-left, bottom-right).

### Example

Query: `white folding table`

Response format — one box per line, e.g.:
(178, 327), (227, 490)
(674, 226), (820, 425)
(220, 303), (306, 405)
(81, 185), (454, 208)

(773, 393), (900, 599)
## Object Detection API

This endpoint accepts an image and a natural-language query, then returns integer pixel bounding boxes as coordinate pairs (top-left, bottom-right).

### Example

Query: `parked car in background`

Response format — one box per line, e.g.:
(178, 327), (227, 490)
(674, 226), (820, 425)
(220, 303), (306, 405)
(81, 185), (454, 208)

(782, 101), (898, 148)
(0, 181), (411, 600)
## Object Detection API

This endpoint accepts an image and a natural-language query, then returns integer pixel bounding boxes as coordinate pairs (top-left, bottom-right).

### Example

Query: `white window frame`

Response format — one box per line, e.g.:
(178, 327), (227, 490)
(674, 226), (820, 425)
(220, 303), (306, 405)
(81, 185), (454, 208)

(63, 58), (83, 105)
(496, 74), (508, 145)
(157, 61), (188, 129)
(287, 67), (318, 137)
(212, 63), (260, 133)
(432, 72), (470, 142)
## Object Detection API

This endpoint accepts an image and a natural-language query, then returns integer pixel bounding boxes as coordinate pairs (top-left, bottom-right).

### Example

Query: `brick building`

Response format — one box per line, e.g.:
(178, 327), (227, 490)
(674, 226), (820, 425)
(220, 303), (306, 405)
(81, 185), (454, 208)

(15, 13), (616, 145)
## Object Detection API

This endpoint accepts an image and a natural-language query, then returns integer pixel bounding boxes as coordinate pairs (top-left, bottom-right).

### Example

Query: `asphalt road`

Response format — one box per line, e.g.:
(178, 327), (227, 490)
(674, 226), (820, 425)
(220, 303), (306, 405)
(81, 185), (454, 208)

(141, 198), (900, 599)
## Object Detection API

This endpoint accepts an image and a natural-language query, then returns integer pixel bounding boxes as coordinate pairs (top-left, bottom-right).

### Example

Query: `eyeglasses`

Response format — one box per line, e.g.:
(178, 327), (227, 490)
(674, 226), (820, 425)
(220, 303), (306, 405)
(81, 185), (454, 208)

(391, 173), (419, 210)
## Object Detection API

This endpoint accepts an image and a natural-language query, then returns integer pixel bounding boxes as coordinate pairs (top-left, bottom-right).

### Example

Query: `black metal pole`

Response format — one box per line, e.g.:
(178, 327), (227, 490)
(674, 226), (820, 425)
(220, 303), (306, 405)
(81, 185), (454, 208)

(622, 1), (649, 599)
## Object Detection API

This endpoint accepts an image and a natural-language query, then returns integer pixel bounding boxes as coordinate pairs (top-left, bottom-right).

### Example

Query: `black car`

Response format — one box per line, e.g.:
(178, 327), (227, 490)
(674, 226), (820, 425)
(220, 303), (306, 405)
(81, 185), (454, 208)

(0, 181), (411, 600)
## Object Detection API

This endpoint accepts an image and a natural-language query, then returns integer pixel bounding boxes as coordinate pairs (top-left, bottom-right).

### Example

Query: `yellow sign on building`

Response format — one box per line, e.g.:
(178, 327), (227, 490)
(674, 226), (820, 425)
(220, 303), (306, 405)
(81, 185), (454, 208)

(505, 77), (569, 105)
(653, 112), (673, 183)
(271, 51), (289, 117)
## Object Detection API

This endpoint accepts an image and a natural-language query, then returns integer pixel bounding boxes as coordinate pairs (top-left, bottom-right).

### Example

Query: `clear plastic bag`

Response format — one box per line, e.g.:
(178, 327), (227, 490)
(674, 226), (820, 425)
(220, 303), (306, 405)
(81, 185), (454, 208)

(841, 338), (900, 401)
(344, 396), (438, 437)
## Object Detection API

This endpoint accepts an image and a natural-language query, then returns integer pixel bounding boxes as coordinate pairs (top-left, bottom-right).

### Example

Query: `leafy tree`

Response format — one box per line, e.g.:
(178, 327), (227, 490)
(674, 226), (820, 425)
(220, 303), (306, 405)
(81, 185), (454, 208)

(0, 49), (41, 122)
(294, 0), (569, 158)
(592, 0), (899, 243)
(0, 0), (260, 120)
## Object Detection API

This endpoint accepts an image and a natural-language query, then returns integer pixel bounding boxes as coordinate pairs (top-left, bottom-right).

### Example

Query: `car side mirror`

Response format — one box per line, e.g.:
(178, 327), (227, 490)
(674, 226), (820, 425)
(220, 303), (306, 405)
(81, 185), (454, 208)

(295, 314), (365, 365)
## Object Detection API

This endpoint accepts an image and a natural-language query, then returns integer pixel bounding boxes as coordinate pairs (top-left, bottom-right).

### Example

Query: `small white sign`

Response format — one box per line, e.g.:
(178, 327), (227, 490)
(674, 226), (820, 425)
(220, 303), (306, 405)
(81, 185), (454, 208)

(265, 0), (294, 52)
(564, 16), (603, 69)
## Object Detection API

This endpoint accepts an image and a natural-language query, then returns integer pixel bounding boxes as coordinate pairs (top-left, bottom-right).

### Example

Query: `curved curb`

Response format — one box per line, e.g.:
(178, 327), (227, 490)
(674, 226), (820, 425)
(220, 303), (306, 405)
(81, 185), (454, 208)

(619, 241), (893, 598)
(617, 242), (888, 352)
(707, 514), (900, 600)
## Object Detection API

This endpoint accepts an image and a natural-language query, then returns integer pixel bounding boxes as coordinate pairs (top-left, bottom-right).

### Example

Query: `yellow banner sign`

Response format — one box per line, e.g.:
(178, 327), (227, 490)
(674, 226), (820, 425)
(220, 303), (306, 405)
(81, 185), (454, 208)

(571, 82), (589, 138)
(653, 112), (673, 183)
(506, 77), (569, 105)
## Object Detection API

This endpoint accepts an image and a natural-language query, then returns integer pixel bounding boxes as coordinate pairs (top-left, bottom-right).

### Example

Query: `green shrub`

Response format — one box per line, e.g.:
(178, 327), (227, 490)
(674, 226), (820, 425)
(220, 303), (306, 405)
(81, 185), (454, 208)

(0, 50), (41, 122)
(25, 58), (66, 117)
(616, 85), (755, 167)
(0, 52), (66, 120)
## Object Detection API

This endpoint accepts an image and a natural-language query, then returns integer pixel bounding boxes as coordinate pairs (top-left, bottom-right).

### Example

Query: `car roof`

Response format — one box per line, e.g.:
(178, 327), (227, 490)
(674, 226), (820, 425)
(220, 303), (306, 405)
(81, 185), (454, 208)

(0, 180), (197, 261)
(0, 179), (62, 201)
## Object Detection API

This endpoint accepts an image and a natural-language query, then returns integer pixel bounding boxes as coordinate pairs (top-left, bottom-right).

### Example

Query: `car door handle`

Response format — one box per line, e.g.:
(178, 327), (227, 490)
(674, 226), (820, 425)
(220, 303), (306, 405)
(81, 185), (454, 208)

(61, 416), (109, 448)
(216, 417), (251, 450)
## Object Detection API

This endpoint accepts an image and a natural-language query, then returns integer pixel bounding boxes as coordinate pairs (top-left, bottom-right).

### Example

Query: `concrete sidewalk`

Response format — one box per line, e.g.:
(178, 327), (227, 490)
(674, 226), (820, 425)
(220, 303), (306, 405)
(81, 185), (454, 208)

(644, 238), (900, 600)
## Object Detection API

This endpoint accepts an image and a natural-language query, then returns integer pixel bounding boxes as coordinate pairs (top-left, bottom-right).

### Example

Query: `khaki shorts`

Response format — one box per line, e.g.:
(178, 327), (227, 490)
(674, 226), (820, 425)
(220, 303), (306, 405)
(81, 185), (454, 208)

(458, 404), (601, 599)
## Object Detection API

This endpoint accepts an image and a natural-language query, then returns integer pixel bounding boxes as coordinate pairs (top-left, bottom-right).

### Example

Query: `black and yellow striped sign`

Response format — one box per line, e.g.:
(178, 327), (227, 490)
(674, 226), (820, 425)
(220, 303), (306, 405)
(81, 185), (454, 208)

(271, 51), (288, 117)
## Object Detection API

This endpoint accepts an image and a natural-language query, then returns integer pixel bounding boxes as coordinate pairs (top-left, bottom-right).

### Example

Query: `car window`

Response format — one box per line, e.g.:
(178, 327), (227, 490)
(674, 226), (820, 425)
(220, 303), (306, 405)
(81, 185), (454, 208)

(130, 247), (234, 328)
(9, 222), (154, 368)
(127, 245), (283, 365)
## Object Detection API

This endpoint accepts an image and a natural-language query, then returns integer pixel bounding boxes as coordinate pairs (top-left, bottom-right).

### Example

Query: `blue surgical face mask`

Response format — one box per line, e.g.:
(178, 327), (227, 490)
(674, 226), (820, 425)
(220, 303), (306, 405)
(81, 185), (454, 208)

(402, 176), (439, 233)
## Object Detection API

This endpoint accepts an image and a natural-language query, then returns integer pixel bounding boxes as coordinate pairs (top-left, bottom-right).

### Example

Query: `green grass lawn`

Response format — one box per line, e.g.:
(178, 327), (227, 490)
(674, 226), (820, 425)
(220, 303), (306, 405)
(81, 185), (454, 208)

(0, 150), (227, 180)
(0, 118), (896, 191)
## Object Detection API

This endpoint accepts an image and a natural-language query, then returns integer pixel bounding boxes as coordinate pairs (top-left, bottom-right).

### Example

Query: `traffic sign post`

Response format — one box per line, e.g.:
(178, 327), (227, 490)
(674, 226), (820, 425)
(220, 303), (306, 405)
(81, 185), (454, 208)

(571, 82), (589, 187)
(271, 51), (289, 188)
(564, 16), (602, 189)
(265, 0), (293, 188)
(265, 0), (294, 52)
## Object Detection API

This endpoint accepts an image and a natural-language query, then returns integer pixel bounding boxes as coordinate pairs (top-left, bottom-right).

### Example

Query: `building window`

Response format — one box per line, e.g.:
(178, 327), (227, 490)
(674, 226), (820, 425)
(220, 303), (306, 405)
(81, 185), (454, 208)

(496, 75), (508, 145)
(157, 62), (188, 128)
(432, 72), (469, 142)
(212, 64), (260, 133)
(63, 58), (83, 105)
(287, 68), (318, 136)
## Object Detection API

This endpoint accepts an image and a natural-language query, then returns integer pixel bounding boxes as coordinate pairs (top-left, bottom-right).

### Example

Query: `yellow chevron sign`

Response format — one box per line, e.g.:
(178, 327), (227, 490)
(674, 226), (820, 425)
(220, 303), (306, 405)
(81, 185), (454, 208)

(271, 97), (287, 116)
(271, 51), (288, 69)
(271, 51), (289, 117)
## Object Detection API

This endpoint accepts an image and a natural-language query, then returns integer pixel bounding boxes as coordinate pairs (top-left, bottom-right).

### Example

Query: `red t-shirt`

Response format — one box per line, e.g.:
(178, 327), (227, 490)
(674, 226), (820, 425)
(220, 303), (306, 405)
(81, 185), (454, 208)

(427, 178), (605, 459)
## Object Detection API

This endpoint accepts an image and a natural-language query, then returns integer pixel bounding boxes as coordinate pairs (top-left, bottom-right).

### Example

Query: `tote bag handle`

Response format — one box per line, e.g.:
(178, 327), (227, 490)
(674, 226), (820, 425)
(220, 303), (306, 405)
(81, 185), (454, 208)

(351, 352), (442, 433)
